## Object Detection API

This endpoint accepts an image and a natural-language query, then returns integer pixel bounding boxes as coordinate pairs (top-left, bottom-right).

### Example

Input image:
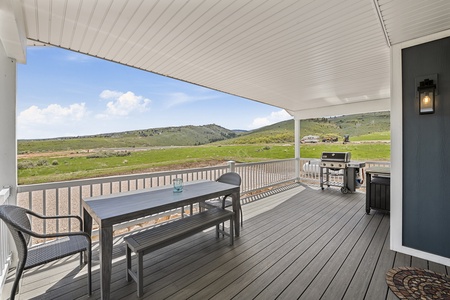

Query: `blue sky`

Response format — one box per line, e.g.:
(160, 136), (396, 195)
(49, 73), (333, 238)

(17, 47), (291, 139)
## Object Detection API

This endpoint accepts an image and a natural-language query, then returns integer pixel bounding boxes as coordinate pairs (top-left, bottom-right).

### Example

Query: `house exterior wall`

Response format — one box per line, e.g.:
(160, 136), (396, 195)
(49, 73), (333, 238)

(401, 37), (450, 258)
(391, 29), (450, 265)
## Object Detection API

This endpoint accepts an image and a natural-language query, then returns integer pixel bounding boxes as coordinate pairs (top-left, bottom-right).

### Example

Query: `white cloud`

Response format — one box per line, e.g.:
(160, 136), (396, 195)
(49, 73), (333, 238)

(99, 90), (123, 99)
(96, 90), (151, 119)
(164, 92), (218, 108)
(249, 110), (292, 129)
(18, 103), (88, 125)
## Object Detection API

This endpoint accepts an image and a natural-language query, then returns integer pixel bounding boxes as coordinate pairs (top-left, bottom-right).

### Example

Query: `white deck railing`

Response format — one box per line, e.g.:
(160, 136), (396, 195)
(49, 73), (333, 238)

(300, 159), (390, 185)
(14, 158), (390, 244)
(234, 159), (296, 193)
(0, 187), (12, 297)
(16, 159), (297, 242)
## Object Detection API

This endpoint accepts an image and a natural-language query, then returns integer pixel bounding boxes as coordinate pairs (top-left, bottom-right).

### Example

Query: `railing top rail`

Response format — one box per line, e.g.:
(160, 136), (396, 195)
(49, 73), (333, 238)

(17, 165), (228, 192)
(234, 158), (296, 167)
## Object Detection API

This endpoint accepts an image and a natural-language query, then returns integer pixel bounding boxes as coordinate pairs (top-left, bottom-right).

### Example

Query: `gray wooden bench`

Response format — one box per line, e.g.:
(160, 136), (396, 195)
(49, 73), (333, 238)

(124, 207), (235, 297)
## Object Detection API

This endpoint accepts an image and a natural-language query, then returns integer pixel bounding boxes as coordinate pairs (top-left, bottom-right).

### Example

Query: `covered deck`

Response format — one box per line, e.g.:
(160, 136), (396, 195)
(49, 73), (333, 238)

(2, 3), (450, 293)
(2, 184), (447, 300)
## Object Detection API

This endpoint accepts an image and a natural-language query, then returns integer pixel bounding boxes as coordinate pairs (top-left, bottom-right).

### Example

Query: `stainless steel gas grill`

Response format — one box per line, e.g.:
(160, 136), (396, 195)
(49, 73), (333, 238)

(320, 152), (365, 194)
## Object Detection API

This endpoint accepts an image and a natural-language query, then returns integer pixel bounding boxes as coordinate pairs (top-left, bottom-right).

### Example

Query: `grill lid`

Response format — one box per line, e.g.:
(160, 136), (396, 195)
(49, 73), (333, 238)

(321, 152), (351, 162)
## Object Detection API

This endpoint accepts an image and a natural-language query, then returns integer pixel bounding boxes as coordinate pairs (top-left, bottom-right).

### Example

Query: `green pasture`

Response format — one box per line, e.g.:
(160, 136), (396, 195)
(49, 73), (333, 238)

(298, 143), (390, 161)
(18, 143), (390, 185)
(349, 131), (390, 141)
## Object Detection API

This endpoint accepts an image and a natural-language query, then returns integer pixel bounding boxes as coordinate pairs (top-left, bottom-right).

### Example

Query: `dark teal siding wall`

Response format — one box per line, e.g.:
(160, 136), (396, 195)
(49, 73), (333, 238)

(402, 37), (450, 258)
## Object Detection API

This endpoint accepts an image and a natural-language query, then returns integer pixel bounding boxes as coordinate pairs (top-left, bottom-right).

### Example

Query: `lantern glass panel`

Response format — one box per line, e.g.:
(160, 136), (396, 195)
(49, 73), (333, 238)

(419, 87), (435, 114)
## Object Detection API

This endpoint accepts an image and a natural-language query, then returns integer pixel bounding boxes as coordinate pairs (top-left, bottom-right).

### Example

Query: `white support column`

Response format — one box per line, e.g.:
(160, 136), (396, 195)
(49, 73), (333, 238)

(0, 40), (17, 201)
(294, 118), (301, 182)
(0, 39), (18, 269)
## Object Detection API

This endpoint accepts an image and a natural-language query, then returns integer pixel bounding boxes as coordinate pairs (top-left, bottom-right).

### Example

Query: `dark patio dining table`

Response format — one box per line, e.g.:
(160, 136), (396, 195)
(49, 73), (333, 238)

(82, 179), (240, 300)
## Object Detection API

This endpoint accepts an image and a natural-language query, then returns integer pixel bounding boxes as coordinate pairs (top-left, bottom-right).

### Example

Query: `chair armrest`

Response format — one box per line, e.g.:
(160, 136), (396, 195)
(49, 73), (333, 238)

(26, 210), (83, 230)
(38, 231), (91, 242)
(19, 225), (91, 241)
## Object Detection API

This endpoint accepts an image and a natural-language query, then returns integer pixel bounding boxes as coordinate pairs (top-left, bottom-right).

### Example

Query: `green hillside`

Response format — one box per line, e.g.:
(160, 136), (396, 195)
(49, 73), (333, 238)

(18, 112), (390, 154)
(219, 111), (390, 144)
(18, 124), (237, 153)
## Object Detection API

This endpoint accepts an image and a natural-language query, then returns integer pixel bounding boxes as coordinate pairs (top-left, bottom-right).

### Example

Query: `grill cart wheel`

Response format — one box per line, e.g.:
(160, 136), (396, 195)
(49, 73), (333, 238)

(341, 187), (349, 194)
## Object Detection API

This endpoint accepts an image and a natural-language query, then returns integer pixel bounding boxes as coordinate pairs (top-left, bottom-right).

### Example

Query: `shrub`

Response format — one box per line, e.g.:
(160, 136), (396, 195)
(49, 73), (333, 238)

(116, 151), (131, 157)
(36, 159), (48, 166)
(52, 160), (59, 165)
(17, 161), (35, 170)
(86, 150), (131, 159)
(86, 151), (112, 159)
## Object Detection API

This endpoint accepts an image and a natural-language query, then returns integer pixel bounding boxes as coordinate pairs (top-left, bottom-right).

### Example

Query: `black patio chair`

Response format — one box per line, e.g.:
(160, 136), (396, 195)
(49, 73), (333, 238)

(0, 205), (91, 300)
(201, 172), (243, 227)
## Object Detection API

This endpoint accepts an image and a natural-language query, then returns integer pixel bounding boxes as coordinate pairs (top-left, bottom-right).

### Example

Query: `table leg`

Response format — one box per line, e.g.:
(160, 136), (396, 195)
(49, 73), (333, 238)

(232, 191), (240, 237)
(366, 173), (372, 214)
(320, 167), (323, 189)
(82, 208), (92, 263)
(99, 225), (113, 300)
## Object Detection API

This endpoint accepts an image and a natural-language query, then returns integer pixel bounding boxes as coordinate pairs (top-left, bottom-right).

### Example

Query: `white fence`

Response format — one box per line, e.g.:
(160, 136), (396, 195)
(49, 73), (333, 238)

(235, 159), (296, 193)
(300, 159), (390, 185)
(0, 187), (12, 298)
(16, 159), (297, 242)
(13, 158), (390, 243)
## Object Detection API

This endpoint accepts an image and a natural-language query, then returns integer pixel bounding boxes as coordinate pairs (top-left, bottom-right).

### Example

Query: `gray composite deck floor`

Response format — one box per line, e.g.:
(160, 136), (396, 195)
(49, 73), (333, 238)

(2, 183), (449, 300)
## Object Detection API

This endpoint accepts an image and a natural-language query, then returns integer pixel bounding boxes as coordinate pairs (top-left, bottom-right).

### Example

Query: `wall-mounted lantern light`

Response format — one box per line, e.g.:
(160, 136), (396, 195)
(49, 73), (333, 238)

(417, 78), (436, 114)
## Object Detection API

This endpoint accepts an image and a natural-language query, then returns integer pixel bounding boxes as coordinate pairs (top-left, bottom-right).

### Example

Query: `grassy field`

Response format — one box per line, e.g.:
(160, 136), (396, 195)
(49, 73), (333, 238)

(18, 143), (390, 185)
(17, 112), (391, 185)
(298, 143), (390, 161)
(350, 131), (390, 141)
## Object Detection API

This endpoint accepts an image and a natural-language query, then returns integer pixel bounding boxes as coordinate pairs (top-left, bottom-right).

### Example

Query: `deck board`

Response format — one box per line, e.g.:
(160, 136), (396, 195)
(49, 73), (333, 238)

(297, 208), (380, 300)
(152, 189), (345, 299)
(2, 183), (449, 300)
(251, 196), (364, 299)
(364, 228), (395, 300)
(341, 213), (390, 300)
(192, 194), (355, 299)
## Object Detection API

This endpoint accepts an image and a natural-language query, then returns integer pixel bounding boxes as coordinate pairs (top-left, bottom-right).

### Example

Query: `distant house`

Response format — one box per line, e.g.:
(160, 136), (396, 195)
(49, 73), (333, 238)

(301, 135), (320, 143)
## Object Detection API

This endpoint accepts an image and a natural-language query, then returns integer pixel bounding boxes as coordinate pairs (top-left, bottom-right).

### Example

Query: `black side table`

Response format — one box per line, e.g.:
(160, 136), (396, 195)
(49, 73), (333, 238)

(365, 167), (390, 214)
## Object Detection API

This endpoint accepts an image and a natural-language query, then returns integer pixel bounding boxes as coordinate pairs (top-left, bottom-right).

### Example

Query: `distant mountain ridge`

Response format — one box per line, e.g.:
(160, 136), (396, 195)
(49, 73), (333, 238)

(18, 112), (390, 153)
(85, 123), (238, 145)
(18, 124), (239, 153)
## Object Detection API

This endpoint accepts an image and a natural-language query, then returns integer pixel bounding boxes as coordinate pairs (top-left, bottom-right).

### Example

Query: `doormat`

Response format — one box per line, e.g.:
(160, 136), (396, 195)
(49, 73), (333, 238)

(386, 267), (450, 299)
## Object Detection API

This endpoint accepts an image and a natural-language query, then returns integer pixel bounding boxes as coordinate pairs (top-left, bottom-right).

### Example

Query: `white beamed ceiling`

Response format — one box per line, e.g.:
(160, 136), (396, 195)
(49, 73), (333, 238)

(14, 0), (450, 118)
